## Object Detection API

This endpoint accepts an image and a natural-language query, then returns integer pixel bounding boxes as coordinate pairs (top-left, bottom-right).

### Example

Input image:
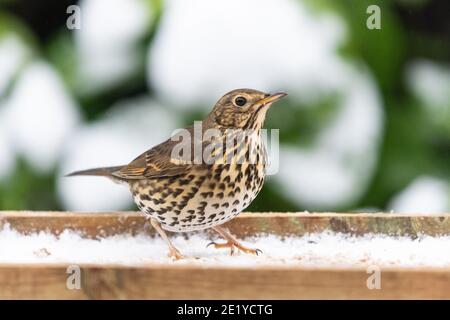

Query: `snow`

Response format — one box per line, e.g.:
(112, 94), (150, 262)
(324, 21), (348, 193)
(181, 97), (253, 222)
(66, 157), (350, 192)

(389, 176), (450, 214)
(407, 59), (450, 109)
(276, 67), (383, 209)
(0, 108), (15, 179)
(2, 62), (80, 173)
(277, 148), (355, 207)
(1, 225), (449, 268)
(0, 35), (30, 179)
(76, 0), (152, 92)
(0, 35), (29, 96)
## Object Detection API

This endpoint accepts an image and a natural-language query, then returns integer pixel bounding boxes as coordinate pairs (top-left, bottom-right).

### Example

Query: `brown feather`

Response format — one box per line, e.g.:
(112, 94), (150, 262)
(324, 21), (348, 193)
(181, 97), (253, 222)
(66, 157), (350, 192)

(112, 127), (198, 180)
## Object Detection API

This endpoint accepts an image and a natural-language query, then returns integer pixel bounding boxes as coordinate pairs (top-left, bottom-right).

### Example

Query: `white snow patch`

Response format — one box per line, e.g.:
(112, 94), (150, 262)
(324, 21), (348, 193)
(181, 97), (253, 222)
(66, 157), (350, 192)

(389, 176), (450, 214)
(0, 36), (29, 178)
(57, 97), (177, 211)
(407, 59), (450, 109)
(3, 62), (80, 173)
(318, 68), (383, 155)
(276, 68), (383, 209)
(0, 108), (15, 179)
(0, 225), (449, 267)
(0, 35), (29, 96)
(278, 148), (355, 207)
(76, 0), (152, 92)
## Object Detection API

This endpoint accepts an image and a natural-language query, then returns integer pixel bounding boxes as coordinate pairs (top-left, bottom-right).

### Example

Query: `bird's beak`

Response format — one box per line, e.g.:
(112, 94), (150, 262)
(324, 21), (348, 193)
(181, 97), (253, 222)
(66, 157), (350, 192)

(256, 92), (288, 108)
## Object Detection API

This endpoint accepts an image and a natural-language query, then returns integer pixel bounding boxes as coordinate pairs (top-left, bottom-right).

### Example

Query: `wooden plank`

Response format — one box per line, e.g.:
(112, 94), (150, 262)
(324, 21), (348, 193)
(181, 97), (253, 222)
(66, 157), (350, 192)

(1, 211), (450, 237)
(0, 211), (449, 299)
(0, 211), (152, 238)
(0, 264), (449, 299)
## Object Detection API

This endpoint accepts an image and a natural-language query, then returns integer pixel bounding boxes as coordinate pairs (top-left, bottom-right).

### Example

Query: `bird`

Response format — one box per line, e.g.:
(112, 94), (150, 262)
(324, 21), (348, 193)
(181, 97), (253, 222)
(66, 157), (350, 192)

(67, 88), (287, 259)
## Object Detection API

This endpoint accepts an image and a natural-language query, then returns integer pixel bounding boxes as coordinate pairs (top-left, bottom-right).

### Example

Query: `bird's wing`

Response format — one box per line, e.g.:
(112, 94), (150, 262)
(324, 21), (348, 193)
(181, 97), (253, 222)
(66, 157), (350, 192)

(112, 127), (196, 180)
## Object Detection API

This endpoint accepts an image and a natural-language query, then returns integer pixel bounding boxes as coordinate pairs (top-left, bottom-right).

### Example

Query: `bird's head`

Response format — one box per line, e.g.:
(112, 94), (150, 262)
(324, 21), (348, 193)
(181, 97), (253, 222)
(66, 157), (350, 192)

(206, 89), (287, 129)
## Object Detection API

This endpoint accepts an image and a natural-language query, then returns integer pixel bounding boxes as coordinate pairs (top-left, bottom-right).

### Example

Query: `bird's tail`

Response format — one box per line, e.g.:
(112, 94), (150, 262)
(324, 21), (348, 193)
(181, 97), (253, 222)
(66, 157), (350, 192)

(65, 166), (124, 178)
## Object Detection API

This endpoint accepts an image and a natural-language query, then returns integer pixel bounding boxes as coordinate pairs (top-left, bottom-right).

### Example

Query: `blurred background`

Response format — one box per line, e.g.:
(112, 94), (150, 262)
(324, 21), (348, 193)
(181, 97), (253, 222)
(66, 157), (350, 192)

(0, 0), (448, 213)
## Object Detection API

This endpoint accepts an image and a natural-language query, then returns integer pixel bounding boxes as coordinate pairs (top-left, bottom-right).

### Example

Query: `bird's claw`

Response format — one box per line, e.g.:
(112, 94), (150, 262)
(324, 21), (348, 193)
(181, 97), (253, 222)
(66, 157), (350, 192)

(207, 240), (262, 256)
(168, 247), (184, 260)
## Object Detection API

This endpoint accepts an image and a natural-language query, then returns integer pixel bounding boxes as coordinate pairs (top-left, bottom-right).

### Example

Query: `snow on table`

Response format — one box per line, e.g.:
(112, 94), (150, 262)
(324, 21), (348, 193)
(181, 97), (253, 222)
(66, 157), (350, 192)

(0, 224), (449, 268)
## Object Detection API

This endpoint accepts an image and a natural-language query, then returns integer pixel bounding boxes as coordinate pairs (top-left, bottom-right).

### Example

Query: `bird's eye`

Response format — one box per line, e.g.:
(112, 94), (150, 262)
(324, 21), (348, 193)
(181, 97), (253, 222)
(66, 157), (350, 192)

(234, 96), (247, 107)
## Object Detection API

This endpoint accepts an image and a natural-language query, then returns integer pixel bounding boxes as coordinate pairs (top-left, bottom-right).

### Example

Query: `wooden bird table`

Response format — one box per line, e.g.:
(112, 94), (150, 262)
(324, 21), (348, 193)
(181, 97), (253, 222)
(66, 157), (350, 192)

(0, 211), (449, 299)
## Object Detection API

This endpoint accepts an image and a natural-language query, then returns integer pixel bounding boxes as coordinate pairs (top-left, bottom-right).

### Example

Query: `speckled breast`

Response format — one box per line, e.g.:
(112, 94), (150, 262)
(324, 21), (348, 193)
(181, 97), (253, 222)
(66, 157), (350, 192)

(129, 138), (267, 232)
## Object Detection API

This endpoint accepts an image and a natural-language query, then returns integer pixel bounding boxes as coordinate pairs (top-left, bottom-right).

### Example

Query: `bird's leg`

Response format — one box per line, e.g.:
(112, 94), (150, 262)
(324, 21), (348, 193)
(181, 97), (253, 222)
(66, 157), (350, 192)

(150, 218), (183, 260)
(208, 226), (262, 256)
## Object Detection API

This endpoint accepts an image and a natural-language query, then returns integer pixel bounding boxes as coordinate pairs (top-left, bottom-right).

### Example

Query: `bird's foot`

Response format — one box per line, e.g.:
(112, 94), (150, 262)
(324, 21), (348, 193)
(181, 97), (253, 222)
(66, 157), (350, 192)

(168, 246), (184, 260)
(207, 240), (262, 256)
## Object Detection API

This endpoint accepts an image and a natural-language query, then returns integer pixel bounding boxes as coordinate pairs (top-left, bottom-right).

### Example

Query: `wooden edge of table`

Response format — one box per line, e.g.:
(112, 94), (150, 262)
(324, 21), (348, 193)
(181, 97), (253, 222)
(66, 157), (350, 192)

(0, 263), (449, 299)
(2, 211), (450, 218)
(1, 211), (449, 237)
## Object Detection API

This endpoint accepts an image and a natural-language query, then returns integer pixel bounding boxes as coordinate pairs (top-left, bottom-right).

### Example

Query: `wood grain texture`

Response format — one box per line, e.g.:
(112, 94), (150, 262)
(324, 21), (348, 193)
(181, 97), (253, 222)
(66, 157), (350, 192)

(1, 211), (450, 237)
(0, 264), (449, 299)
(0, 211), (449, 299)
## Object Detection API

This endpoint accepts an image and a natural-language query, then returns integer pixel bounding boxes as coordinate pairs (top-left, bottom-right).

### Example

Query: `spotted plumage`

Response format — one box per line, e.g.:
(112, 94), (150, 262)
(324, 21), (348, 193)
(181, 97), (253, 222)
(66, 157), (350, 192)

(67, 88), (287, 259)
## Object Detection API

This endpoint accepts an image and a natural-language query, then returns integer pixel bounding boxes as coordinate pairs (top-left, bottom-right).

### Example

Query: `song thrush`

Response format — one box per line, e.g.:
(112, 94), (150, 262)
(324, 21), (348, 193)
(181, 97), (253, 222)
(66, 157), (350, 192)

(67, 89), (287, 259)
